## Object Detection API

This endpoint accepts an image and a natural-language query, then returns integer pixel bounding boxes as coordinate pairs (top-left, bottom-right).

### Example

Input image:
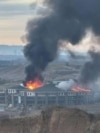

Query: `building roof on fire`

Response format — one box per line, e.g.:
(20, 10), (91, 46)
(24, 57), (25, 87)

(9, 83), (64, 92)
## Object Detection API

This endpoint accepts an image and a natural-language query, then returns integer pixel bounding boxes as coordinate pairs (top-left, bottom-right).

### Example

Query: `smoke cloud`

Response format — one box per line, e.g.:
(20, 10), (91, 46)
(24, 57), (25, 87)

(24, 0), (100, 82)
(80, 49), (100, 84)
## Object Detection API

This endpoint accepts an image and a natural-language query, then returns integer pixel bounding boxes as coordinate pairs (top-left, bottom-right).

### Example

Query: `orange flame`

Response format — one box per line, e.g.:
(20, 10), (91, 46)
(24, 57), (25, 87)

(25, 78), (43, 90)
(72, 86), (91, 92)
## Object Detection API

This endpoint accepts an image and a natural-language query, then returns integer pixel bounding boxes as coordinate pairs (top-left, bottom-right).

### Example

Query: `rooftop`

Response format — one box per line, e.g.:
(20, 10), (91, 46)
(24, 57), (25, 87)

(9, 83), (63, 92)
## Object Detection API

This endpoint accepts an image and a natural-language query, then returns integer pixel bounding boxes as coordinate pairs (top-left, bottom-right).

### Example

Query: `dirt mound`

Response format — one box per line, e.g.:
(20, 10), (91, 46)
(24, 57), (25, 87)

(0, 107), (100, 133)
(40, 107), (93, 133)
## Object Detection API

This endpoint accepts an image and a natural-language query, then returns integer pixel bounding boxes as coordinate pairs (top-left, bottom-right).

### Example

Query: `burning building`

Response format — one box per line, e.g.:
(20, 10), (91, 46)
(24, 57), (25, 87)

(9, 0), (99, 109)
(24, 78), (43, 90)
(23, 0), (100, 98)
(0, 82), (95, 109)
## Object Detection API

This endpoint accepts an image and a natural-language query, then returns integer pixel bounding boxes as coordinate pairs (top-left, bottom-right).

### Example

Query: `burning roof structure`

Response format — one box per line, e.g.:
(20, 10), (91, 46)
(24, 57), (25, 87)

(23, 0), (100, 92)
(24, 78), (43, 90)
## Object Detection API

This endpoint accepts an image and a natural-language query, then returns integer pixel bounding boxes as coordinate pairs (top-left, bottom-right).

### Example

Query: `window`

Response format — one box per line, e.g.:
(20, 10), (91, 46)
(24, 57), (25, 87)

(8, 89), (16, 94)
(27, 92), (35, 96)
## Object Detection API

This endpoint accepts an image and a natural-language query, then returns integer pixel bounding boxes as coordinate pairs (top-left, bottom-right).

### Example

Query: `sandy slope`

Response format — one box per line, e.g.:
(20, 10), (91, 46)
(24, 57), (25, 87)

(0, 107), (100, 133)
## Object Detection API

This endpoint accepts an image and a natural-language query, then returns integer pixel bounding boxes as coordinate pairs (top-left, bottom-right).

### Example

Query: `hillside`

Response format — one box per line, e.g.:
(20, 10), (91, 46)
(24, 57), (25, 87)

(0, 107), (100, 133)
(0, 62), (81, 88)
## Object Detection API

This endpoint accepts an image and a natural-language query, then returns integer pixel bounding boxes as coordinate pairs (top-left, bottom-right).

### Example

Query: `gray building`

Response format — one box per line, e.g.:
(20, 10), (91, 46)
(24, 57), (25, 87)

(0, 83), (94, 108)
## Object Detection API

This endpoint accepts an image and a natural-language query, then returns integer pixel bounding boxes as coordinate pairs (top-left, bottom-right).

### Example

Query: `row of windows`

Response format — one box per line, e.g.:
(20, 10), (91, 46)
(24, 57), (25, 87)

(27, 92), (35, 96)
(8, 89), (16, 94)
(0, 89), (93, 97)
(0, 89), (17, 94)
(2, 89), (66, 96)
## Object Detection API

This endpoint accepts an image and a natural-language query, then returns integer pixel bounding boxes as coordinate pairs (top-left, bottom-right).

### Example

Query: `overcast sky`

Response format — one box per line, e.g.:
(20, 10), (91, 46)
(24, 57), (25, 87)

(0, 0), (39, 45)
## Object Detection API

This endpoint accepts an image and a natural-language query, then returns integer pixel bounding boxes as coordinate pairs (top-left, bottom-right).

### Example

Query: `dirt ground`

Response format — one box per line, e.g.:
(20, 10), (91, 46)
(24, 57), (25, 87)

(0, 107), (100, 133)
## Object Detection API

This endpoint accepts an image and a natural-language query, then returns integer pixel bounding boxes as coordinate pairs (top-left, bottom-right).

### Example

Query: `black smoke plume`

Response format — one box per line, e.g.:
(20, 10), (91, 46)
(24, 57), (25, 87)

(80, 50), (100, 84)
(24, 0), (100, 82)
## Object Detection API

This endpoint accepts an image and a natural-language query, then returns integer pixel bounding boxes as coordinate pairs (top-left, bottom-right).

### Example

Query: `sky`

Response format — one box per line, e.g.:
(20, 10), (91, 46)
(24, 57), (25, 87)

(0, 0), (40, 45)
(0, 0), (97, 52)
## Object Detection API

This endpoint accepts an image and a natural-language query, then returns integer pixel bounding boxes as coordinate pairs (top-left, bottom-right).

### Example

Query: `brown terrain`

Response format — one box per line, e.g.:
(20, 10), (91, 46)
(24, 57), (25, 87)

(0, 107), (100, 133)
